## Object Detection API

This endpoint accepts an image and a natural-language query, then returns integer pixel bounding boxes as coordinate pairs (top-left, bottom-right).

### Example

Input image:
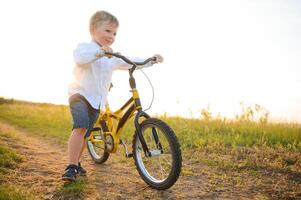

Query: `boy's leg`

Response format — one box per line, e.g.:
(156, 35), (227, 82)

(62, 128), (86, 181)
(68, 128), (87, 165)
(63, 94), (95, 181)
(77, 110), (99, 165)
(78, 138), (86, 162)
(77, 138), (87, 176)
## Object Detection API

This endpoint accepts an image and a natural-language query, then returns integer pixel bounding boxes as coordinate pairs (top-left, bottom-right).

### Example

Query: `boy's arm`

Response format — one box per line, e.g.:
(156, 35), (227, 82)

(73, 43), (103, 66)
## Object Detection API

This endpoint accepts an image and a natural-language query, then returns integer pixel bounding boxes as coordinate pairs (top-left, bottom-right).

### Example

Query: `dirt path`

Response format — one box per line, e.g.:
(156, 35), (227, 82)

(1, 121), (299, 200)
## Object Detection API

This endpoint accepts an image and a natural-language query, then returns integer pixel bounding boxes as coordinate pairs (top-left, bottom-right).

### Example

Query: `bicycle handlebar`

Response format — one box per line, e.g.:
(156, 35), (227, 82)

(103, 52), (156, 75)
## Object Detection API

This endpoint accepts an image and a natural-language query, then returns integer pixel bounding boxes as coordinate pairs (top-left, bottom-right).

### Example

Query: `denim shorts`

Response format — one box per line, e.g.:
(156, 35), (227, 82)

(69, 94), (100, 138)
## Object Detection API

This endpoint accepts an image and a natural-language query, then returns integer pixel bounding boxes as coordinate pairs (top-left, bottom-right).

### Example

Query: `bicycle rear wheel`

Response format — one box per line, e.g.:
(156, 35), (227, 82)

(132, 118), (182, 190)
(87, 128), (110, 164)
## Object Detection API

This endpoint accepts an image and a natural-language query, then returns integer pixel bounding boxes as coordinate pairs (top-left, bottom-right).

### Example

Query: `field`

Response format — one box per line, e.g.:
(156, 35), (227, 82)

(0, 98), (300, 199)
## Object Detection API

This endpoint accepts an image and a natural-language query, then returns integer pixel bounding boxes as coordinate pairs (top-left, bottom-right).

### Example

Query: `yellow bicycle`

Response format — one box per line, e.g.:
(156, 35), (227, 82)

(86, 52), (182, 190)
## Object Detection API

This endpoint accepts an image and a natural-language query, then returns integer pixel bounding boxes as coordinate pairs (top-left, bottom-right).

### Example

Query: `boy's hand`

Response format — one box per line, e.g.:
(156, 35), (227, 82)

(152, 54), (164, 64)
(101, 46), (113, 58)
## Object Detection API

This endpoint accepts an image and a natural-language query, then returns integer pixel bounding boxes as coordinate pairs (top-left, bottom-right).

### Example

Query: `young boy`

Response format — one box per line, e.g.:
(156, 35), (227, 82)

(62, 10), (163, 181)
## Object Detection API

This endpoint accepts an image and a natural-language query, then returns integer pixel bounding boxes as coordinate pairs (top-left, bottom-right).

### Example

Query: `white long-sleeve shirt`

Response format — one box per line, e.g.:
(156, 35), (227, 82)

(68, 41), (153, 109)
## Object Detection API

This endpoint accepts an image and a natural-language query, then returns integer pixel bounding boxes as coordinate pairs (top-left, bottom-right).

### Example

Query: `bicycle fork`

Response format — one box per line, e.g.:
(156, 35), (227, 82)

(134, 111), (163, 157)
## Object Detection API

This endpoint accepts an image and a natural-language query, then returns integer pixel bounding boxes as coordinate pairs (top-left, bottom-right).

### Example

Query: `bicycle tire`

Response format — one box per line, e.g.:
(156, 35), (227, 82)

(87, 128), (110, 164)
(132, 118), (182, 190)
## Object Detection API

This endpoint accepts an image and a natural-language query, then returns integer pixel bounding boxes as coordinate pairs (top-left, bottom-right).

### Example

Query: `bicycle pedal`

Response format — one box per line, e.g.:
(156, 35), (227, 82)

(91, 127), (101, 132)
(126, 153), (133, 158)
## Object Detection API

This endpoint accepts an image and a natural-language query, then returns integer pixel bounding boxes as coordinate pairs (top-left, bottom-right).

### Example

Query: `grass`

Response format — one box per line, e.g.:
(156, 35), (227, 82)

(52, 179), (87, 200)
(0, 185), (37, 200)
(0, 126), (36, 200)
(162, 116), (301, 151)
(0, 124), (23, 173)
(0, 97), (300, 199)
(0, 98), (71, 143)
(0, 145), (22, 171)
(0, 97), (300, 151)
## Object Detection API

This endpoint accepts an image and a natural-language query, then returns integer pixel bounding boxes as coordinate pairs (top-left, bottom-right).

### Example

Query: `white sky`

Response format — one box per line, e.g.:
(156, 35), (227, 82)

(0, 0), (300, 122)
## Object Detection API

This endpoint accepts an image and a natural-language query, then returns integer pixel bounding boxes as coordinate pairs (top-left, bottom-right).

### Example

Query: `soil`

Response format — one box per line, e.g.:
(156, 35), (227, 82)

(0, 121), (300, 200)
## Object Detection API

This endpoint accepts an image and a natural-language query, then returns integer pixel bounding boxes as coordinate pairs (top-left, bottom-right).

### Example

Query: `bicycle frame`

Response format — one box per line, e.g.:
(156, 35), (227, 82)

(88, 52), (159, 156)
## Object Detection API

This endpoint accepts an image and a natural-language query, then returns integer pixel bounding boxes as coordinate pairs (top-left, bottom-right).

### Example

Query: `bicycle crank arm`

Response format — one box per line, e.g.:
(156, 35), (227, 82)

(120, 139), (133, 158)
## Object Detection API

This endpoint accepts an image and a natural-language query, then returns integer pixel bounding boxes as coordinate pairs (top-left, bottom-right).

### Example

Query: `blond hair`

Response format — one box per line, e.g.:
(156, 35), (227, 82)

(89, 10), (119, 34)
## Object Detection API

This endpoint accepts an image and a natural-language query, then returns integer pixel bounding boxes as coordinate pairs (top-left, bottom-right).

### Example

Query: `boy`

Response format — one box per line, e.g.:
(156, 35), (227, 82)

(62, 10), (163, 181)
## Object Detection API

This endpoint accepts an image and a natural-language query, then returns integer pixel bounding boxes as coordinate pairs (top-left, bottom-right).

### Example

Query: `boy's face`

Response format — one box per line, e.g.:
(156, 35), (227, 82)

(92, 21), (118, 46)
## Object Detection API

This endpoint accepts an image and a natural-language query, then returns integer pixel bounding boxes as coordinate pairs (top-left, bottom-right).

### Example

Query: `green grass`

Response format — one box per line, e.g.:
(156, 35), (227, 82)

(160, 116), (301, 151)
(0, 145), (23, 171)
(0, 97), (300, 151)
(52, 179), (87, 200)
(0, 127), (35, 200)
(0, 185), (37, 200)
(0, 125), (23, 173)
(0, 99), (71, 143)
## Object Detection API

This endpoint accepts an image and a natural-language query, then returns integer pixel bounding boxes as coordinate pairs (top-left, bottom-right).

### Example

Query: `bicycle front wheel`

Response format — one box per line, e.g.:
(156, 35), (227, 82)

(132, 118), (182, 190)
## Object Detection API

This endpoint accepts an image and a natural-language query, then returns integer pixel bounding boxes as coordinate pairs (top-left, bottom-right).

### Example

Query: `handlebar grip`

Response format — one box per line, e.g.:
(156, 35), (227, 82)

(96, 51), (114, 58)
(104, 51), (114, 58)
(96, 52), (105, 58)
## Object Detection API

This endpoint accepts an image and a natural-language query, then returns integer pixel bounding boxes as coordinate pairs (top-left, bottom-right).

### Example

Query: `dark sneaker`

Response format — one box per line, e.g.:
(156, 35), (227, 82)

(61, 164), (78, 181)
(78, 162), (87, 176)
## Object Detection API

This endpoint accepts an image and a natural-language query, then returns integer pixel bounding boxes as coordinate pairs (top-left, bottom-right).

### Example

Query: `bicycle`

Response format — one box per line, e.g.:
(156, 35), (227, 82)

(86, 52), (182, 190)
